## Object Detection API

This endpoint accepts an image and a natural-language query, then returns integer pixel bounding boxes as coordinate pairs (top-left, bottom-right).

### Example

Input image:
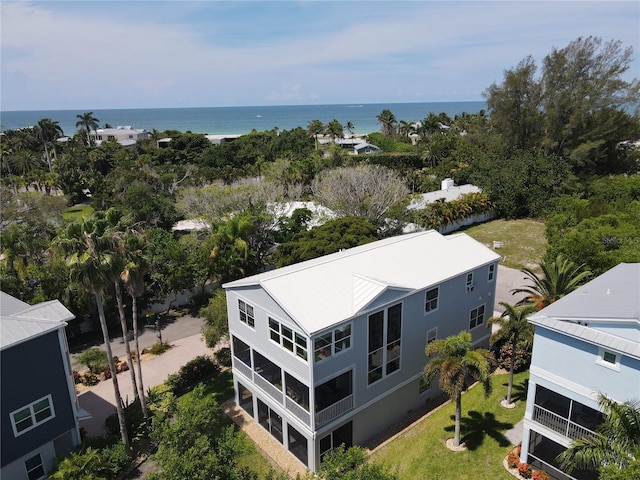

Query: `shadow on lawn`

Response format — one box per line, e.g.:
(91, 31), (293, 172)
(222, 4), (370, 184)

(445, 411), (513, 450)
(501, 378), (529, 403)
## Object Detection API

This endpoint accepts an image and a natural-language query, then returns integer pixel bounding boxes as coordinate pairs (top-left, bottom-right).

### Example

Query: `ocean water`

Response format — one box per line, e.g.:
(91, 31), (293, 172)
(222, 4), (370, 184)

(1, 101), (486, 137)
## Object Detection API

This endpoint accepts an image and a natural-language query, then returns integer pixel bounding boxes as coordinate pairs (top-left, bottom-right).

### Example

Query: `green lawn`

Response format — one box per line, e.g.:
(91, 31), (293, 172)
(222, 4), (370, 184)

(461, 219), (547, 272)
(62, 204), (94, 222)
(370, 371), (529, 480)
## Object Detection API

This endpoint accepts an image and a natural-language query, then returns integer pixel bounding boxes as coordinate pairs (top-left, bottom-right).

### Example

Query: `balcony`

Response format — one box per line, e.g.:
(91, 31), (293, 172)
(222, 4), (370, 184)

(286, 396), (311, 426)
(315, 394), (354, 427)
(232, 358), (253, 380)
(532, 405), (597, 440)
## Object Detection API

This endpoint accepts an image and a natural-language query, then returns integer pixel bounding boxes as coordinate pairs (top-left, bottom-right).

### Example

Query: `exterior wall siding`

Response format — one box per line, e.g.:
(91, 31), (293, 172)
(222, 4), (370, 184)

(1, 331), (77, 468)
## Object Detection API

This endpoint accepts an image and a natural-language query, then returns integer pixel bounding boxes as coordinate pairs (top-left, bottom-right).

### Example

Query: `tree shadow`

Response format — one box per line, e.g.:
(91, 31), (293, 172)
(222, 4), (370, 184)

(445, 411), (513, 450)
(500, 378), (529, 403)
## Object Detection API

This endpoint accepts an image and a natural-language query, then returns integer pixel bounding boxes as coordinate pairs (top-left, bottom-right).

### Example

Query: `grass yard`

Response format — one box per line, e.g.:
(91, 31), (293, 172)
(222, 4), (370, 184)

(62, 203), (94, 221)
(370, 371), (529, 480)
(461, 219), (547, 272)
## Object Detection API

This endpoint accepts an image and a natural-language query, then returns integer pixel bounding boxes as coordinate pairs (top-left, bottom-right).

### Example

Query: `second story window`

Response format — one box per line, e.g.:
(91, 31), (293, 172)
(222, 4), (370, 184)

(488, 264), (495, 281)
(425, 287), (439, 313)
(368, 303), (402, 385)
(466, 273), (474, 292)
(469, 304), (485, 329)
(10, 395), (55, 436)
(314, 324), (352, 362)
(238, 299), (255, 328)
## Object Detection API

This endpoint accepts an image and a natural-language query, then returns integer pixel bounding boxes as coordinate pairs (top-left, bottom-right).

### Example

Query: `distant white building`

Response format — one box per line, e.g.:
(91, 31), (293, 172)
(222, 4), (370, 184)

(89, 126), (149, 146)
(319, 138), (381, 155)
(406, 178), (481, 211)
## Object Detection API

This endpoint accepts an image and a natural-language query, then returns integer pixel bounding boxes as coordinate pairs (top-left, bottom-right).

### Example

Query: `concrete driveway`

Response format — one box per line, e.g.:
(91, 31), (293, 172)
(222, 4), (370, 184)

(494, 265), (530, 313)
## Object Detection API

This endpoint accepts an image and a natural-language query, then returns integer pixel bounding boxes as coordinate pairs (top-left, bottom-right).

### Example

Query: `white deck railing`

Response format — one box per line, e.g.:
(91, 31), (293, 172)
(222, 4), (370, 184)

(232, 358), (253, 380)
(254, 373), (283, 404)
(532, 405), (596, 440)
(315, 394), (354, 427)
(286, 397), (311, 426)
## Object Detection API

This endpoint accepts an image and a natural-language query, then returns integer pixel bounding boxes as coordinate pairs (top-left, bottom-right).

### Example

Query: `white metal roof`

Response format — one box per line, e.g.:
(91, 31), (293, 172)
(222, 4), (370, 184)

(224, 231), (500, 335)
(407, 184), (481, 210)
(1, 292), (75, 350)
(529, 263), (640, 359)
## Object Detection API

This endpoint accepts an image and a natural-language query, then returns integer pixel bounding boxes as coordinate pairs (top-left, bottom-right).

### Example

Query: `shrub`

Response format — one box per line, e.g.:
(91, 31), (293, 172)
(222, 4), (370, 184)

(507, 452), (520, 469)
(533, 470), (551, 480)
(117, 360), (129, 372)
(518, 462), (533, 479)
(214, 347), (232, 367)
(165, 355), (219, 395)
(105, 399), (146, 440)
(498, 340), (532, 373)
(73, 370), (82, 384)
(77, 347), (108, 374)
(102, 366), (112, 380)
(81, 372), (99, 386)
(148, 341), (171, 355)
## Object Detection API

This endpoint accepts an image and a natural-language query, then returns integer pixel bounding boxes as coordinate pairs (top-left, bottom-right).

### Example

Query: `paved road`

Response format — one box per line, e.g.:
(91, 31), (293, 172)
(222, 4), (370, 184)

(494, 265), (529, 313)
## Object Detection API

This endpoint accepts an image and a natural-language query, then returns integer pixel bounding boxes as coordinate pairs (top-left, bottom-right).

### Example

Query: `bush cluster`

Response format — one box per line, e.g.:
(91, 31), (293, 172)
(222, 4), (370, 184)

(508, 445), (550, 480)
(497, 341), (532, 373)
(146, 341), (171, 355)
(165, 355), (220, 395)
(214, 347), (232, 367)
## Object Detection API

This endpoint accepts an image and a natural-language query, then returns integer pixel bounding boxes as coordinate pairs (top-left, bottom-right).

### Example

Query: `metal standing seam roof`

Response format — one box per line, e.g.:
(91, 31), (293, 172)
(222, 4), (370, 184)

(1, 292), (75, 350)
(528, 263), (640, 359)
(223, 231), (500, 335)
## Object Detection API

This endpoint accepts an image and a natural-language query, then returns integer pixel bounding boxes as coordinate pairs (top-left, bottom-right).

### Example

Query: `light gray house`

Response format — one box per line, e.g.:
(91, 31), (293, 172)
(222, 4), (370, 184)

(223, 230), (500, 471)
(89, 125), (149, 146)
(1, 292), (88, 480)
(520, 263), (640, 480)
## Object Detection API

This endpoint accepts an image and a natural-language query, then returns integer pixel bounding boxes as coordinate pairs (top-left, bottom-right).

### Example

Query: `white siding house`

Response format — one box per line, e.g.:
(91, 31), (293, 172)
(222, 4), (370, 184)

(89, 126), (149, 146)
(520, 263), (640, 480)
(223, 231), (500, 471)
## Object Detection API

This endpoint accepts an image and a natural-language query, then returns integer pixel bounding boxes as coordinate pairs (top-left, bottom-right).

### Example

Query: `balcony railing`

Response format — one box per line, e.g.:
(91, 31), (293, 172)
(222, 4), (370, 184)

(315, 394), (353, 427)
(286, 397), (311, 426)
(232, 358), (253, 380)
(528, 452), (576, 480)
(532, 405), (596, 441)
(254, 373), (283, 405)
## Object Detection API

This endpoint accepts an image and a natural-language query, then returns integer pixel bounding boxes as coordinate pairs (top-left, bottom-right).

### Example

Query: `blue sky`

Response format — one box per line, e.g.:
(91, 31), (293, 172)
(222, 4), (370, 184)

(2, 1), (639, 111)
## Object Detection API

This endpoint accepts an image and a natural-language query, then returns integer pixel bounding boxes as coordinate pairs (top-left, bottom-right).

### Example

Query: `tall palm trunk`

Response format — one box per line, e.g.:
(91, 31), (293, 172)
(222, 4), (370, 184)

(507, 347), (516, 404)
(130, 294), (148, 419)
(454, 393), (462, 447)
(94, 289), (130, 452)
(114, 281), (139, 400)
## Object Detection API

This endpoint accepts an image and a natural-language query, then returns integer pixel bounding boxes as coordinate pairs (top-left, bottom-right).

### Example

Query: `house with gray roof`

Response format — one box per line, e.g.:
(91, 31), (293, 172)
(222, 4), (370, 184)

(520, 263), (640, 480)
(1, 292), (87, 480)
(223, 230), (500, 471)
(89, 125), (149, 147)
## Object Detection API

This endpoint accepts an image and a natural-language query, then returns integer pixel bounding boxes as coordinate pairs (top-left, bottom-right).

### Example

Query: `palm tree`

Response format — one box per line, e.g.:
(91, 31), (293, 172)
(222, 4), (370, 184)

(34, 118), (63, 171)
(423, 331), (496, 448)
(398, 120), (414, 140)
(325, 119), (344, 142)
(511, 254), (591, 309)
(487, 302), (537, 405)
(75, 111), (100, 146)
(345, 121), (355, 137)
(55, 214), (130, 452)
(120, 232), (150, 420)
(307, 119), (325, 150)
(377, 109), (397, 136)
(558, 395), (640, 476)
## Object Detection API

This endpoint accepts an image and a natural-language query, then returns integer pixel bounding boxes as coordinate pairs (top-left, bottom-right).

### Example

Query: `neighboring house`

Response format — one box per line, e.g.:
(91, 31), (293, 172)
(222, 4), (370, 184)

(319, 137), (382, 155)
(1, 292), (88, 480)
(406, 178), (481, 211)
(520, 263), (640, 480)
(89, 125), (149, 146)
(223, 230), (500, 471)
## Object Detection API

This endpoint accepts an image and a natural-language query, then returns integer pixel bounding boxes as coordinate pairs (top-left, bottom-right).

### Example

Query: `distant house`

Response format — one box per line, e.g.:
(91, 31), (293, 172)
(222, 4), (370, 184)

(89, 126), (149, 146)
(1, 292), (88, 480)
(406, 178), (482, 211)
(520, 263), (640, 480)
(319, 137), (381, 155)
(223, 231), (500, 471)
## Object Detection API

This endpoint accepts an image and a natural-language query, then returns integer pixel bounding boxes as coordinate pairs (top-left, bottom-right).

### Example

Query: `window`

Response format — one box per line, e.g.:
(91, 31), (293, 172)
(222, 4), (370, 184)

(25, 453), (45, 480)
(238, 299), (255, 328)
(368, 303), (402, 385)
(269, 318), (308, 360)
(419, 377), (432, 394)
(11, 395), (55, 436)
(488, 264), (495, 281)
(314, 324), (352, 362)
(466, 273), (474, 292)
(232, 336), (251, 367)
(597, 348), (621, 371)
(320, 422), (353, 463)
(427, 328), (437, 345)
(425, 287), (439, 313)
(469, 304), (485, 329)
